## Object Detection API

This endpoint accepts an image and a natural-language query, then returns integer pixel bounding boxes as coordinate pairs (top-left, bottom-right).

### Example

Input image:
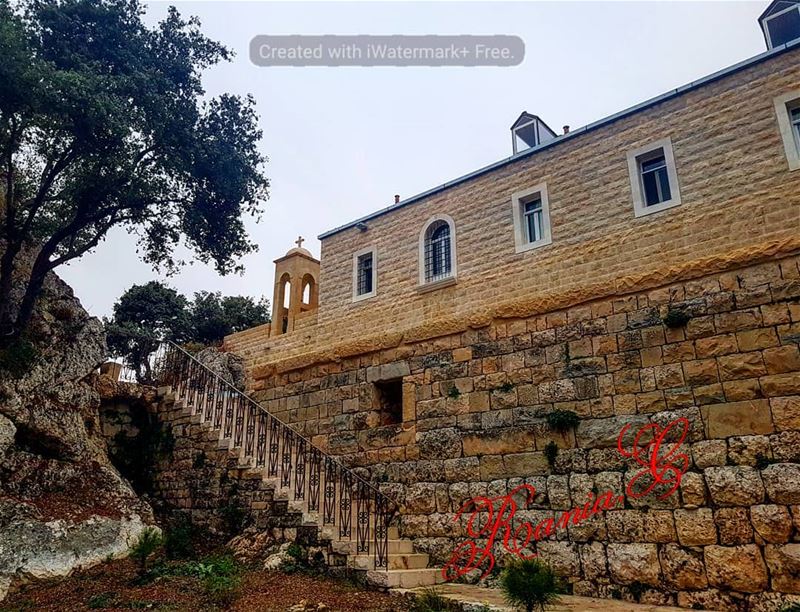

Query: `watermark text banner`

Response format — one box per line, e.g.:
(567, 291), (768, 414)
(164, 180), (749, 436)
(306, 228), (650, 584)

(250, 35), (524, 67)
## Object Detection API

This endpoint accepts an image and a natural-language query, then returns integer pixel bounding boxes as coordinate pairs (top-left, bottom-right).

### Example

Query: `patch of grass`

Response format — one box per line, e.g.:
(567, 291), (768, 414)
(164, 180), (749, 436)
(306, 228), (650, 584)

(544, 440), (559, 467)
(545, 409), (580, 434)
(0, 337), (38, 378)
(179, 554), (241, 607)
(663, 307), (691, 329)
(411, 587), (458, 612)
(87, 592), (116, 609)
(499, 559), (562, 612)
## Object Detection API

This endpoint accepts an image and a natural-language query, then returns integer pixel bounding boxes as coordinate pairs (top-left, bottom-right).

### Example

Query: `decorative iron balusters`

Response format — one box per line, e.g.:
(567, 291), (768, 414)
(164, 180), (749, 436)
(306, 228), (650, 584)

(154, 341), (394, 569)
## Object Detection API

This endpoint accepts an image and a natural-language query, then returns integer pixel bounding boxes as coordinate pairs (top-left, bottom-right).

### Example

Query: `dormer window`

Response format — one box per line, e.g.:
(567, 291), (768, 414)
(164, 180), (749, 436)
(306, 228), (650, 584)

(510, 112), (557, 155)
(418, 215), (457, 287)
(760, 1), (800, 49)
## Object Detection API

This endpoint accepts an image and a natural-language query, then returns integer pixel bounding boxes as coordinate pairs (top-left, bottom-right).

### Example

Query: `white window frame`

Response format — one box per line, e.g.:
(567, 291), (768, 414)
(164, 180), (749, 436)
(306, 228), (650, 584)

(511, 183), (553, 254)
(626, 137), (682, 218)
(352, 246), (377, 302)
(763, 4), (800, 49)
(418, 214), (457, 288)
(774, 90), (800, 171)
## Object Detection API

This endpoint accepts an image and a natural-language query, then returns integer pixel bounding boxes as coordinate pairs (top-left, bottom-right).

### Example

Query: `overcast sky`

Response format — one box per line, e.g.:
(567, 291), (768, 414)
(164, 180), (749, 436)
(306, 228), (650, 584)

(59, 0), (770, 318)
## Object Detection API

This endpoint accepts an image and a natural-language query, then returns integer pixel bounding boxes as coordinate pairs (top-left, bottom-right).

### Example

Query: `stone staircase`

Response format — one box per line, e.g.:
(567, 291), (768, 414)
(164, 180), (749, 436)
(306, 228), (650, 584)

(157, 367), (443, 589)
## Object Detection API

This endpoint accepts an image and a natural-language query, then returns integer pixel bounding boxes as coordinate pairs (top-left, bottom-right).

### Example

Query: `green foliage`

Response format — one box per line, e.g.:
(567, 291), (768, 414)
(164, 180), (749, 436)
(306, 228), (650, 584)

(544, 441), (559, 467)
(0, 0), (269, 338)
(663, 308), (692, 329)
(499, 381), (515, 393)
(164, 519), (194, 560)
(546, 410), (580, 434)
(779, 604), (800, 612)
(189, 291), (271, 346)
(410, 587), (459, 612)
(129, 528), (163, 579)
(499, 559), (562, 612)
(105, 282), (190, 382)
(220, 498), (247, 535)
(0, 337), (37, 378)
(447, 385), (461, 399)
(286, 543), (305, 561)
(87, 592), (116, 609)
(180, 554), (241, 607)
(105, 283), (270, 376)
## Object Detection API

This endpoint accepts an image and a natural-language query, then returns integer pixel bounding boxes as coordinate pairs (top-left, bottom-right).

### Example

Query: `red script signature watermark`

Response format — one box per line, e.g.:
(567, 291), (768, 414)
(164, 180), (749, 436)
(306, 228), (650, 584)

(440, 417), (690, 581)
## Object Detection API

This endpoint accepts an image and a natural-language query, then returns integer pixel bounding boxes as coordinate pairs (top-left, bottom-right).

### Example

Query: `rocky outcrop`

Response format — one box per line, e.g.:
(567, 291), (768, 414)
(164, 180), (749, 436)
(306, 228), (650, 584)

(0, 264), (153, 600)
(195, 346), (246, 390)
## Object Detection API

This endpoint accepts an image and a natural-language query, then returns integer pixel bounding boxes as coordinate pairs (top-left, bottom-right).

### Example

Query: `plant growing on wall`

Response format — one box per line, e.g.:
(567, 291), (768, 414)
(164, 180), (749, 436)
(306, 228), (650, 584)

(662, 307), (692, 329)
(544, 441), (559, 467)
(499, 559), (562, 612)
(546, 409), (580, 434)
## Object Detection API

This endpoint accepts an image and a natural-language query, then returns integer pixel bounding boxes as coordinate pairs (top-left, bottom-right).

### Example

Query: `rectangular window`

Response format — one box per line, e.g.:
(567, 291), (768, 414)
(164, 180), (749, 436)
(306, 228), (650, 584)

(627, 137), (682, 217)
(352, 246), (377, 301)
(523, 197), (544, 243)
(357, 252), (373, 296)
(511, 183), (552, 254)
(774, 92), (800, 171)
(640, 152), (672, 206)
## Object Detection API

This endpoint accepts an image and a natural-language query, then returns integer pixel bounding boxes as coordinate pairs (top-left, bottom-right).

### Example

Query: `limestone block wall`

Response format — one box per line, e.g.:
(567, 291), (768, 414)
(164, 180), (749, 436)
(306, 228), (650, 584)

(248, 253), (800, 611)
(226, 46), (800, 368)
(100, 392), (312, 544)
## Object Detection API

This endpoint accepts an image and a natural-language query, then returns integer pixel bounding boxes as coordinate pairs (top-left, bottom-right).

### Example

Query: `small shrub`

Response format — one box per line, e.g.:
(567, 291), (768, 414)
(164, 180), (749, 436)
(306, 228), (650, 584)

(165, 519), (194, 560)
(221, 499), (247, 535)
(129, 527), (163, 579)
(499, 559), (562, 612)
(546, 409), (580, 434)
(544, 441), (559, 467)
(286, 543), (305, 561)
(0, 337), (38, 378)
(499, 381), (515, 393)
(181, 554), (242, 607)
(663, 307), (691, 329)
(447, 385), (461, 399)
(411, 587), (457, 612)
(779, 604), (800, 612)
(87, 592), (116, 609)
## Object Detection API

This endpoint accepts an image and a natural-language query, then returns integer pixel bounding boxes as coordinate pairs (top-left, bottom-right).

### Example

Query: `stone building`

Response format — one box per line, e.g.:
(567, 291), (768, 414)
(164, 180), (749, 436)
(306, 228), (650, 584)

(222, 7), (800, 609)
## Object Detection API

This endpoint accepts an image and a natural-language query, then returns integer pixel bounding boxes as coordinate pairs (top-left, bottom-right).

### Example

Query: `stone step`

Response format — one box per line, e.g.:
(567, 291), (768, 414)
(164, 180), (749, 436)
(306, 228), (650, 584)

(366, 568), (443, 588)
(351, 553), (429, 571)
(331, 539), (413, 556)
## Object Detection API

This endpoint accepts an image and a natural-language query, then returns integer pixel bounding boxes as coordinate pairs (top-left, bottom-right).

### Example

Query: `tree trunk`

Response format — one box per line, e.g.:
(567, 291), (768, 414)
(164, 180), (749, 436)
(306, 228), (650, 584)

(0, 240), (22, 338)
(10, 247), (53, 339)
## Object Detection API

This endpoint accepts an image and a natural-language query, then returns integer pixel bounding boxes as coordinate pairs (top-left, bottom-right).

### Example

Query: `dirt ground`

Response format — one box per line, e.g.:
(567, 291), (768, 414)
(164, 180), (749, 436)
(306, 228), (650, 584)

(0, 558), (408, 612)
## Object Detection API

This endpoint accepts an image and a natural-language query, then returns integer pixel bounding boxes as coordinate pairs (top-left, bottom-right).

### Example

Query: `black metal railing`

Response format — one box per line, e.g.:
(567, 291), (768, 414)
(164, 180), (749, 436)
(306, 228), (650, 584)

(151, 340), (395, 569)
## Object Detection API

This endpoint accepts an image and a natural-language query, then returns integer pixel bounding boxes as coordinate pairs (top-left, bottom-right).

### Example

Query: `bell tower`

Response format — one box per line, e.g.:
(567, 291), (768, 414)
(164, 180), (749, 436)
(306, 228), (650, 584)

(271, 237), (320, 336)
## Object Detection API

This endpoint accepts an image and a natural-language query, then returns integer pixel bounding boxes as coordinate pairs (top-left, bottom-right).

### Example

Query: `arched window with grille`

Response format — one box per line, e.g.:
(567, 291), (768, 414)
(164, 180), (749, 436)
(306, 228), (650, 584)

(419, 215), (456, 286)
